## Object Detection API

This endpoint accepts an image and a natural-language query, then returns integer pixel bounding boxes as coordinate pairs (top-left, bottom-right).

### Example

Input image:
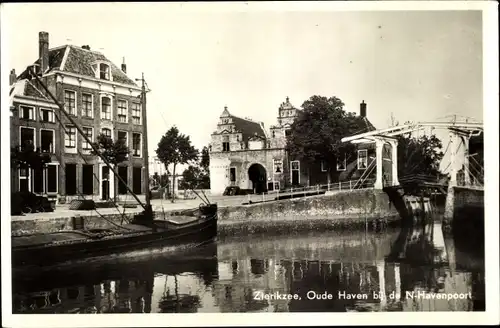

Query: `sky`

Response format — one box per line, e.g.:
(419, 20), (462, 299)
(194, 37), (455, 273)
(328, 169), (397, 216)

(1, 3), (483, 164)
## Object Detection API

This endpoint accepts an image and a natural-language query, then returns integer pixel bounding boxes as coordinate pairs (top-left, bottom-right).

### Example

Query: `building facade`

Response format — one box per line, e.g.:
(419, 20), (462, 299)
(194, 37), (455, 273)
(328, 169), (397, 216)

(208, 98), (381, 195)
(10, 31), (146, 203)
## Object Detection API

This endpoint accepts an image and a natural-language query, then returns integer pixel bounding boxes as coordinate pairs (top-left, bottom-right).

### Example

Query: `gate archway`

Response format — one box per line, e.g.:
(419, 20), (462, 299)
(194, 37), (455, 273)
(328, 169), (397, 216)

(248, 163), (267, 194)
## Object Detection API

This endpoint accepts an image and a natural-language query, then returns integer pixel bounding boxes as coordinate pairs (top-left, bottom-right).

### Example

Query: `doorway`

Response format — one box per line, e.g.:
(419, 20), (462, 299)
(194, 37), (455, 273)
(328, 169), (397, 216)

(290, 160), (300, 185)
(101, 166), (110, 200)
(248, 163), (267, 194)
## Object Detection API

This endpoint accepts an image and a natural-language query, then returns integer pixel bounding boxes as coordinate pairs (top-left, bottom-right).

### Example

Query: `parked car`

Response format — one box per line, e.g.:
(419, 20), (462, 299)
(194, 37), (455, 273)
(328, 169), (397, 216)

(11, 191), (54, 215)
(222, 186), (250, 196)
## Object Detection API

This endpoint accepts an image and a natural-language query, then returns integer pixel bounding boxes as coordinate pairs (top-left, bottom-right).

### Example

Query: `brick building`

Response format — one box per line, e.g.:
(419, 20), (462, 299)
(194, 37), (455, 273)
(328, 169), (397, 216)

(10, 31), (146, 202)
(208, 97), (380, 195)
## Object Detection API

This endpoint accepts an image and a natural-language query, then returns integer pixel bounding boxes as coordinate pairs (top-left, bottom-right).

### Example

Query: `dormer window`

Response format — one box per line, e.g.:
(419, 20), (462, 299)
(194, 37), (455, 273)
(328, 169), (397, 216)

(99, 63), (110, 80)
(92, 62), (113, 81)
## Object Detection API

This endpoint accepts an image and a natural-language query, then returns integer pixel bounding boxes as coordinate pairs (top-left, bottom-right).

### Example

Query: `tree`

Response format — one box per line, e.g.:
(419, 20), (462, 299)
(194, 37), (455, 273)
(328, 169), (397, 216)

(179, 145), (211, 190)
(397, 134), (444, 179)
(180, 165), (204, 190)
(286, 95), (368, 183)
(91, 133), (130, 201)
(199, 146), (210, 189)
(389, 117), (445, 180)
(200, 146), (210, 173)
(11, 143), (51, 192)
(156, 126), (198, 202)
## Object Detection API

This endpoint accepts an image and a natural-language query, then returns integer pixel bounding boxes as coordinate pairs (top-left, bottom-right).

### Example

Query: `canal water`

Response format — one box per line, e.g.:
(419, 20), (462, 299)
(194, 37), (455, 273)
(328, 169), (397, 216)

(12, 219), (485, 313)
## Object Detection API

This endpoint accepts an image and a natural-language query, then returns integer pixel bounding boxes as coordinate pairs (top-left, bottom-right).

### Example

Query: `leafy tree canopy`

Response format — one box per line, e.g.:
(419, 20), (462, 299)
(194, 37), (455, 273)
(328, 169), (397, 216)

(200, 146), (210, 173)
(91, 134), (129, 165)
(156, 126), (199, 201)
(11, 143), (51, 171)
(286, 95), (367, 170)
(397, 134), (444, 178)
(180, 165), (204, 190)
(156, 126), (199, 168)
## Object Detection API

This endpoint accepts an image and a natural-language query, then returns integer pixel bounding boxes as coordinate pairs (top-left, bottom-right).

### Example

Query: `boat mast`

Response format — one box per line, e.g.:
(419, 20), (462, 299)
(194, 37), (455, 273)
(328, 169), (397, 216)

(27, 67), (148, 211)
(138, 73), (151, 209)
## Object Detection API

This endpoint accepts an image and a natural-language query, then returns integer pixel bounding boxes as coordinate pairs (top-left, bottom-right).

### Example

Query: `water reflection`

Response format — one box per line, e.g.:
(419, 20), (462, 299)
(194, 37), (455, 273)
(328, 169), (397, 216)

(12, 218), (485, 313)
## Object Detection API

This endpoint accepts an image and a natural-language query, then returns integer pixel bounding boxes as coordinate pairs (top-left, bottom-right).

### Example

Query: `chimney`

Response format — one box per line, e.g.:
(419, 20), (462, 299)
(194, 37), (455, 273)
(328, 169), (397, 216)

(81, 45), (91, 50)
(121, 57), (127, 73)
(360, 100), (367, 118)
(9, 69), (16, 86)
(39, 31), (49, 74)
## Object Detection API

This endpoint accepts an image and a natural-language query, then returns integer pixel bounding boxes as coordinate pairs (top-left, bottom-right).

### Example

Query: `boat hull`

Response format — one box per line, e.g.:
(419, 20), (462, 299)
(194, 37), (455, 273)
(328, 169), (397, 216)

(12, 242), (219, 295)
(12, 206), (218, 268)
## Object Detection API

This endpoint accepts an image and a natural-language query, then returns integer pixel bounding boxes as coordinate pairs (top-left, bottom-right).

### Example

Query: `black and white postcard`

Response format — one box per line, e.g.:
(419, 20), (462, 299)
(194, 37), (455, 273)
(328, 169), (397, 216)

(1, 1), (498, 327)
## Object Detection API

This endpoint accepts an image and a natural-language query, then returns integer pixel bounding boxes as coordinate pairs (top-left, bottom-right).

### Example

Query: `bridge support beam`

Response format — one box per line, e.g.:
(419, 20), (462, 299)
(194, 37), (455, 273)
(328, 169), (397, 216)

(448, 132), (458, 187)
(388, 139), (399, 186)
(374, 139), (384, 189)
(448, 129), (471, 187)
(462, 135), (471, 185)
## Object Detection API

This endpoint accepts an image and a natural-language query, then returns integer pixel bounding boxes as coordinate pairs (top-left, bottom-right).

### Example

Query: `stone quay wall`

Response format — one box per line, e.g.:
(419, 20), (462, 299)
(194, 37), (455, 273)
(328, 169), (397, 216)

(443, 186), (484, 231)
(12, 189), (401, 237)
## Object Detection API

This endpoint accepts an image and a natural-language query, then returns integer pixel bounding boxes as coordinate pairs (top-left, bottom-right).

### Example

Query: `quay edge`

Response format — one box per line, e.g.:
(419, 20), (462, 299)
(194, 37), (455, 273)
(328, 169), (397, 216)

(11, 189), (401, 237)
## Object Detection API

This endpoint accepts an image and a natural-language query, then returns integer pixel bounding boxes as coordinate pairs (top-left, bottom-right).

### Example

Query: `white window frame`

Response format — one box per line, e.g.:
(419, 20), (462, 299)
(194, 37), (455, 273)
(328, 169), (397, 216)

(100, 95), (113, 121)
(321, 160), (328, 172)
(19, 126), (36, 149)
(290, 160), (300, 184)
(132, 132), (142, 157)
(39, 107), (55, 123)
(117, 99), (128, 123)
(131, 102), (142, 125)
(117, 130), (128, 147)
(64, 89), (77, 116)
(358, 149), (368, 170)
(273, 159), (283, 174)
(64, 125), (77, 153)
(81, 93), (94, 118)
(39, 128), (55, 154)
(82, 126), (94, 153)
(101, 128), (112, 140)
(274, 181), (280, 191)
(99, 63), (111, 81)
(19, 105), (35, 120)
(18, 167), (31, 192)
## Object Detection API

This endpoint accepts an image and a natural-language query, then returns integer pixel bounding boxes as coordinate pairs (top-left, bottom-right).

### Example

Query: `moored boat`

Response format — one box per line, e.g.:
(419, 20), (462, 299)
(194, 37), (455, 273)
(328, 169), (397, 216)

(11, 66), (218, 269)
(12, 204), (217, 268)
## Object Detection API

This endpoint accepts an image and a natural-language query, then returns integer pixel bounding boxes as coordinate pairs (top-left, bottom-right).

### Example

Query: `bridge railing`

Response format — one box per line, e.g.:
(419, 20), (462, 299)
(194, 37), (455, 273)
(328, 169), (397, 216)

(245, 178), (375, 203)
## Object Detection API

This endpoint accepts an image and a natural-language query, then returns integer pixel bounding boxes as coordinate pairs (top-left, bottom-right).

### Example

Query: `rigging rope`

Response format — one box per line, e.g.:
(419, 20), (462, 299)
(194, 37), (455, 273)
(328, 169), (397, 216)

(39, 105), (134, 229)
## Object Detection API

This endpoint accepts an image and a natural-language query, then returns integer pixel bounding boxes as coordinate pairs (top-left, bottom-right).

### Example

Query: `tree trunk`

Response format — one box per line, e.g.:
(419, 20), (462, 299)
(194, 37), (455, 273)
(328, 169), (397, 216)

(171, 163), (176, 203)
(327, 167), (331, 185)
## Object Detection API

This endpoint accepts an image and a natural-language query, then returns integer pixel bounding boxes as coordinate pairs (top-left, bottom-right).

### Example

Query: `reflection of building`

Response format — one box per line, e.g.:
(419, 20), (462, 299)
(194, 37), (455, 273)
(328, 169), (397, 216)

(208, 98), (378, 195)
(10, 31), (146, 202)
(13, 278), (154, 314)
(211, 258), (290, 312)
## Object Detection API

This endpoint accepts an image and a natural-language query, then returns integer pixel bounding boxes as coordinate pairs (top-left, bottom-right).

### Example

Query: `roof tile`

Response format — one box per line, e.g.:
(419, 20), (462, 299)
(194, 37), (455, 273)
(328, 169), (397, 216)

(230, 115), (266, 142)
